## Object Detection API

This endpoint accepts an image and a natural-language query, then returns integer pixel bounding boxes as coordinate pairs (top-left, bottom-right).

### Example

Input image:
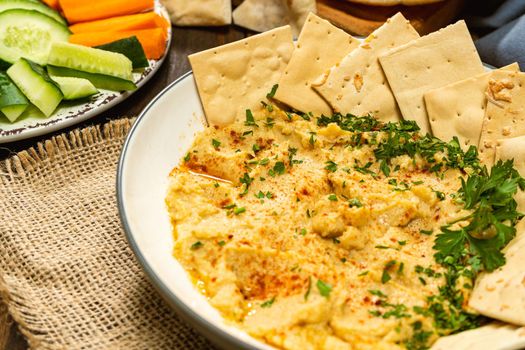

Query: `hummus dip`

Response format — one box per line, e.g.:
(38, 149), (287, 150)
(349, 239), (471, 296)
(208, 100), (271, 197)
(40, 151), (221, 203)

(166, 104), (492, 349)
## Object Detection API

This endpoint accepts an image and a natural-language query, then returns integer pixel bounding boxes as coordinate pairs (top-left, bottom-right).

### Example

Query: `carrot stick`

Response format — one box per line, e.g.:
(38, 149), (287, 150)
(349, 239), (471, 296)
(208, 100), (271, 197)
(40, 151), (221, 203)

(59, 0), (154, 24)
(69, 28), (167, 60)
(42, 0), (60, 11)
(69, 12), (169, 34)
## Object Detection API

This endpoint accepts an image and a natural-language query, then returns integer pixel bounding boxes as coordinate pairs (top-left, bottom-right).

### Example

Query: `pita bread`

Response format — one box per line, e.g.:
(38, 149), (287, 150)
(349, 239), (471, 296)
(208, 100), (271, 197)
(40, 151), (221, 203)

(379, 20), (485, 134)
(232, 0), (316, 38)
(161, 0), (231, 26)
(494, 135), (525, 212)
(349, 0), (444, 5)
(478, 71), (525, 168)
(313, 12), (419, 122)
(274, 13), (359, 116)
(189, 26), (294, 125)
(430, 322), (525, 350)
(469, 219), (525, 326)
(425, 63), (519, 150)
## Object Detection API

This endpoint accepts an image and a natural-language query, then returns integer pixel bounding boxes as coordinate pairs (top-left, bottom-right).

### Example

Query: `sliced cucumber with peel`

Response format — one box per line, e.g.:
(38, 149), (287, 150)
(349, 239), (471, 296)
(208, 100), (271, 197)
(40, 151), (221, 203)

(95, 36), (149, 69)
(48, 65), (137, 91)
(0, 71), (28, 122)
(0, 0), (67, 25)
(48, 42), (134, 81)
(51, 76), (98, 100)
(7, 58), (63, 117)
(0, 9), (70, 65)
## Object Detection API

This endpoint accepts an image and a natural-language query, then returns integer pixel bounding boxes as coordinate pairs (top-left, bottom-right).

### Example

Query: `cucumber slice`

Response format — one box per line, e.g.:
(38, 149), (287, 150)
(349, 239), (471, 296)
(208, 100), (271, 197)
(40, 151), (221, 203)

(7, 58), (63, 117)
(1, 104), (27, 122)
(48, 42), (133, 81)
(0, 71), (28, 122)
(48, 65), (137, 91)
(95, 36), (149, 70)
(0, 0), (67, 25)
(0, 9), (70, 65)
(51, 76), (98, 100)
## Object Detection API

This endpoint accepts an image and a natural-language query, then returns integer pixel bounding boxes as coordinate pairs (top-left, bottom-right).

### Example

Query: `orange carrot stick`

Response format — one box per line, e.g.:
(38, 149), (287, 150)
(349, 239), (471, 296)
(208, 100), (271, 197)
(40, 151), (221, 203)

(59, 0), (154, 24)
(69, 12), (169, 34)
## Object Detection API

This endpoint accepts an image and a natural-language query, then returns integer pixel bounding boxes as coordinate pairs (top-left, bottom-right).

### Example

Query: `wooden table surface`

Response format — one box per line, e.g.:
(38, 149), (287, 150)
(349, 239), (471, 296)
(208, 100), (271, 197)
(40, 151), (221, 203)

(1, 24), (248, 350)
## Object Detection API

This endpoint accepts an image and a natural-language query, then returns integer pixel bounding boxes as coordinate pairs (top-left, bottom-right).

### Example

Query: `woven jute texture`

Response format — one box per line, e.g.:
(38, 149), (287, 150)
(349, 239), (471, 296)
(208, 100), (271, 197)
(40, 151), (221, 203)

(0, 118), (213, 350)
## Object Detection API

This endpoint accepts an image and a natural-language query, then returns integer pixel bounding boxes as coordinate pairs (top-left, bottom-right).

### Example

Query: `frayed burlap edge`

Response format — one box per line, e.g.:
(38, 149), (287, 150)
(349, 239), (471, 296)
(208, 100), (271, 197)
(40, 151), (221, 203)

(0, 118), (135, 180)
(0, 118), (135, 349)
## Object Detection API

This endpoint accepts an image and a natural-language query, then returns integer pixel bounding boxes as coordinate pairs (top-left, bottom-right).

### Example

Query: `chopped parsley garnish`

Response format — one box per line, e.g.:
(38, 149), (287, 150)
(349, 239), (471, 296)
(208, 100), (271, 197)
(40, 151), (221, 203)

(381, 260), (396, 284)
(308, 132), (316, 146)
(300, 112), (311, 121)
(419, 229), (433, 235)
(239, 173), (254, 196)
(433, 190), (446, 201)
(270, 161), (286, 176)
(348, 198), (362, 208)
(252, 144), (260, 153)
(244, 109), (258, 127)
(288, 147), (302, 166)
(183, 153), (191, 162)
(242, 130), (253, 136)
(265, 117), (275, 127)
(398, 240), (407, 246)
(304, 276), (312, 301)
(218, 240), (226, 246)
(190, 241), (203, 250)
(316, 279), (332, 298)
(255, 191), (265, 199)
(328, 194), (338, 201)
(369, 289), (387, 298)
(300, 228), (307, 236)
(434, 160), (525, 272)
(358, 270), (369, 276)
(234, 207), (246, 215)
(266, 84), (278, 98)
(354, 161), (377, 177)
(212, 139), (221, 149)
(214, 182), (220, 188)
(325, 160), (338, 172)
(261, 297), (275, 308)
(380, 160), (390, 176)
(259, 158), (270, 165)
(223, 203), (236, 209)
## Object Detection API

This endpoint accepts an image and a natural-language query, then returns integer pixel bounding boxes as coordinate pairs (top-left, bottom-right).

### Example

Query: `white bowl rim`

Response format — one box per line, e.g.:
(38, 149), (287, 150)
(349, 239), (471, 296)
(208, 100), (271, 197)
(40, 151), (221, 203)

(116, 71), (258, 350)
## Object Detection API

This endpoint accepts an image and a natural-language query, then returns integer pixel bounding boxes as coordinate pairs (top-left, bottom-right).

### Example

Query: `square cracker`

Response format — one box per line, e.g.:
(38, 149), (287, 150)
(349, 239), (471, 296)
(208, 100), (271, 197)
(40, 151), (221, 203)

(425, 63), (519, 150)
(379, 20), (485, 134)
(273, 12), (359, 116)
(189, 26), (294, 125)
(478, 70), (525, 167)
(469, 218), (525, 327)
(313, 12), (419, 122)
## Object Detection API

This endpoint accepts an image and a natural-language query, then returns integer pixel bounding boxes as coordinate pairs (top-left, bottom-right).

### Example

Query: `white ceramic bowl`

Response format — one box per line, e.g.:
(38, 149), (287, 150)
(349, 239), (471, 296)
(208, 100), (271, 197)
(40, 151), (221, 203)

(117, 72), (274, 349)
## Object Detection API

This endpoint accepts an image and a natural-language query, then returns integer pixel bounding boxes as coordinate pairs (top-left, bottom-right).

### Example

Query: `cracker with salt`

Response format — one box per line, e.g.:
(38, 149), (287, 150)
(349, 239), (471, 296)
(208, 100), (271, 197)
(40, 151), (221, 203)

(189, 26), (294, 125)
(379, 20), (485, 134)
(425, 63), (519, 150)
(469, 218), (525, 327)
(313, 12), (419, 123)
(273, 13), (359, 116)
(162, 0), (231, 26)
(430, 322), (525, 350)
(478, 70), (525, 167)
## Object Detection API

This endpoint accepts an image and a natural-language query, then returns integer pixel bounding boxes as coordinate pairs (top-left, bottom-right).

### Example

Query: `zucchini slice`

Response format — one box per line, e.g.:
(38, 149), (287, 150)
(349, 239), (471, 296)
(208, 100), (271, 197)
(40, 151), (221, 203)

(48, 42), (134, 81)
(51, 76), (98, 100)
(0, 0), (67, 25)
(0, 9), (70, 65)
(7, 58), (63, 117)
(95, 36), (149, 70)
(47, 65), (137, 92)
(0, 71), (28, 122)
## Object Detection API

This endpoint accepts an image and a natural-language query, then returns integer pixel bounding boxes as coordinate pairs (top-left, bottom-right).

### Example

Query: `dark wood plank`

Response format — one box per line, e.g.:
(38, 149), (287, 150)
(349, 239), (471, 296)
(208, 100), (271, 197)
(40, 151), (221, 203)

(1, 25), (246, 350)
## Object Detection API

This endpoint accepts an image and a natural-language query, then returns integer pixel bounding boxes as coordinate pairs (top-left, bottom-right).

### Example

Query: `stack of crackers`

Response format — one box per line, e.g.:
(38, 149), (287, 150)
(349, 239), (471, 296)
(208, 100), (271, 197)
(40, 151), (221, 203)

(188, 13), (525, 334)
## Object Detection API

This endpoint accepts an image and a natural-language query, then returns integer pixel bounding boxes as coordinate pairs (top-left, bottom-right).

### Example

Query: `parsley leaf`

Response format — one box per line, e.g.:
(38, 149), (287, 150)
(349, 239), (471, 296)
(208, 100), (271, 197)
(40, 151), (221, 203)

(261, 297), (275, 308)
(316, 279), (332, 298)
(266, 84), (278, 98)
(325, 160), (338, 172)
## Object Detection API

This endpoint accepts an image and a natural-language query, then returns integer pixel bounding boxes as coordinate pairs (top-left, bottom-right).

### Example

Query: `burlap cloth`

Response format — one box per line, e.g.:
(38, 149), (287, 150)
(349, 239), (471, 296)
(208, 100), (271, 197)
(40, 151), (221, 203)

(0, 118), (213, 349)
